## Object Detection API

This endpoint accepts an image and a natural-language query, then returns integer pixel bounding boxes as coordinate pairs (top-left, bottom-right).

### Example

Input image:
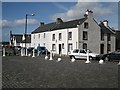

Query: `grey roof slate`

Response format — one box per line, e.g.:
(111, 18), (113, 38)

(32, 18), (87, 34)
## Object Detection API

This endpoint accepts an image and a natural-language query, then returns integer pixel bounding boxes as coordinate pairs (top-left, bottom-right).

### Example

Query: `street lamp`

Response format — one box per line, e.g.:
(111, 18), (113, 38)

(25, 13), (35, 56)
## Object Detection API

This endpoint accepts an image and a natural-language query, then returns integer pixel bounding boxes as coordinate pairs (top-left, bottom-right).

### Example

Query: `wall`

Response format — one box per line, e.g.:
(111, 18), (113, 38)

(31, 27), (78, 55)
(78, 17), (101, 54)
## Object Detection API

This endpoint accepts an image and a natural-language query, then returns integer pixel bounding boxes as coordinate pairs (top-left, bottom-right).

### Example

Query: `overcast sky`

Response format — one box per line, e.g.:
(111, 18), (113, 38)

(1, 1), (119, 42)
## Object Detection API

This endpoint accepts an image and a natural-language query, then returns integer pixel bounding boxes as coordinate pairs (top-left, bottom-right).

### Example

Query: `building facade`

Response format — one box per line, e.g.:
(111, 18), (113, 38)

(116, 30), (120, 50)
(10, 33), (31, 48)
(31, 10), (116, 55)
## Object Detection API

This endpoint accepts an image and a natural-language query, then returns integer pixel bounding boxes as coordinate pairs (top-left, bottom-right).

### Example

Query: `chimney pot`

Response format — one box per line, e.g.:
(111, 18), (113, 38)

(40, 22), (45, 26)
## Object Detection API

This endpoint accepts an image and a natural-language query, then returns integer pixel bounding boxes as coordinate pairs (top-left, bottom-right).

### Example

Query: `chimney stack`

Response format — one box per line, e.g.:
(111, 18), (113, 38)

(84, 9), (93, 18)
(56, 18), (63, 24)
(103, 20), (108, 27)
(40, 22), (45, 26)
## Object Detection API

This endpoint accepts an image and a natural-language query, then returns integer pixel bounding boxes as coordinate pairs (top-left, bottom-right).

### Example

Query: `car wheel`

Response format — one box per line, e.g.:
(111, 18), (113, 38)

(104, 57), (109, 62)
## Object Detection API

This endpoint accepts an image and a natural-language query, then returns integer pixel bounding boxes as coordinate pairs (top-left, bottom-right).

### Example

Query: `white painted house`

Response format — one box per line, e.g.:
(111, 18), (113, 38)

(31, 10), (116, 55)
(10, 33), (31, 48)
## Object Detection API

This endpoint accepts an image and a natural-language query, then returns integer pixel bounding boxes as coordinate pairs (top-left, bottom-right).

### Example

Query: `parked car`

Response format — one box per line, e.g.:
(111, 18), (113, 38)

(37, 46), (50, 54)
(14, 46), (21, 51)
(69, 49), (99, 60)
(27, 47), (37, 53)
(98, 50), (120, 62)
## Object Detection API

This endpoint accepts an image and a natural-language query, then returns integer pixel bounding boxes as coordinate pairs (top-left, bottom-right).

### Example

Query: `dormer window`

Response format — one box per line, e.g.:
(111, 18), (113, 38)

(84, 22), (89, 29)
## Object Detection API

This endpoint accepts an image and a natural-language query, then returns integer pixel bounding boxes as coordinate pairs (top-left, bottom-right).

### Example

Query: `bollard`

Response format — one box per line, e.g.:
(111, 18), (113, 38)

(57, 58), (61, 62)
(57, 51), (62, 62)
(45, 49), (48, 60)
(37, 51), (40, 56)
(2, 47), (5, 57)
(71, 57), (75, 62)
(85, 50), (91, 64)
(99, 59), (104, 64)
(32, 48), (35, 58)
(49, 51), (53, 60)
(21, 48), (23, 56)
(25, 48), (28, 56)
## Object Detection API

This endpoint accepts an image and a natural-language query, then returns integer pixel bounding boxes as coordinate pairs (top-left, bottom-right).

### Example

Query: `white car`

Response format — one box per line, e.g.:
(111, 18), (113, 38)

(69, 49), (99, 60)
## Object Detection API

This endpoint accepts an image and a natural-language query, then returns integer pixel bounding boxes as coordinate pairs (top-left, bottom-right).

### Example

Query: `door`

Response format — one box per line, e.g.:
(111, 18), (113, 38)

(100, 44), (104, 54)
(59, 44), (62, 54)
(79, 49), (87, 59)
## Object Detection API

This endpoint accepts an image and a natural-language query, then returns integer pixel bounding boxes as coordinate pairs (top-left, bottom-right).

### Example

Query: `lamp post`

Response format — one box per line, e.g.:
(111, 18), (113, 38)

(25, 13), (35, 56)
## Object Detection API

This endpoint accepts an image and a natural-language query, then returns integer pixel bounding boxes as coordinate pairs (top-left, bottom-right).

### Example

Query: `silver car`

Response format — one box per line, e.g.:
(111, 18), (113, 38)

(69, 49), (98, 60)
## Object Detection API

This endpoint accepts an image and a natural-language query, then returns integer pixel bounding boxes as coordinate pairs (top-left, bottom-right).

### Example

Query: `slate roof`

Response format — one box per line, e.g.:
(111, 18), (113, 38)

(32, 18), (87, 34)
(99, 23), (116, 34)
(11, 34), (31, 43)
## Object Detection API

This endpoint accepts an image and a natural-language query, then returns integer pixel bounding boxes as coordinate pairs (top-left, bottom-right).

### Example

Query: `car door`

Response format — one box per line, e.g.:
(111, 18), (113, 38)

(73, 49), (79, 59)
(79, 49), (87, 59)
(111, 51), (120, 60)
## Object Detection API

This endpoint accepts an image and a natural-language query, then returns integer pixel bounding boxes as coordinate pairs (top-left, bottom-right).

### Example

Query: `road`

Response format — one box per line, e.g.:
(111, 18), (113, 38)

(2, 55), (120, 89)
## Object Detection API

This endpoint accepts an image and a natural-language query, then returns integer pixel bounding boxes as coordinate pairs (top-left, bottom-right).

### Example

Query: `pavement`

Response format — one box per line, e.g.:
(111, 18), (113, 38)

(2, 55), (120, 89)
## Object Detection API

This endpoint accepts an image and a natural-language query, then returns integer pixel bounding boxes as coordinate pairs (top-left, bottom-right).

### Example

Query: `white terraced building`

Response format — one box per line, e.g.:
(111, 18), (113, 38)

(31, 10), (116, 55)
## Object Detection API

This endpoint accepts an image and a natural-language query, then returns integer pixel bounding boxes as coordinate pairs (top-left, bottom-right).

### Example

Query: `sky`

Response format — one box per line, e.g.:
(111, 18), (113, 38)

(1, 1), (119, 42)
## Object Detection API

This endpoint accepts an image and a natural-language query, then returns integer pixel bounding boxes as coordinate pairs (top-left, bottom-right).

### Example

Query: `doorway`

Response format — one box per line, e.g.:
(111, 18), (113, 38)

(100, 44), (104, 54)
(59, 44), (62, 54)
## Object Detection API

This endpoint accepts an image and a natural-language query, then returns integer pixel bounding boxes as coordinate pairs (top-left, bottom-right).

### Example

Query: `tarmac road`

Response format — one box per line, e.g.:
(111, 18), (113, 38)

(2, 55), (120, 89)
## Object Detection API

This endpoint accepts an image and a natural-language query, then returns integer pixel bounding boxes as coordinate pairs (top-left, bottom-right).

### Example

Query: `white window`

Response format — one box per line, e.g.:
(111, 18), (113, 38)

(34, 34), (35, 39)
(83, 31), (88, 40)
(44, 33), (46, 38)
(62, 43), (64, 49)
(84, 22), (89, 29)
(52, 34), (55, 41)
(83, 43), (87, 49)
(52, 44), (56, 51)
(43, 43), (45, 46)
(38, 34), (40, 38)
(68, 32), (72, 40)
(59, 33), (62, 41)
(68, 43), (73, 52)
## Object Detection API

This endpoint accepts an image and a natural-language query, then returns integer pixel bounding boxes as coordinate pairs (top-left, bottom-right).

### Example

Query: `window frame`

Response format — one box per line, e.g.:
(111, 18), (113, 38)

(84, 22), (89, 29)
(83, 31), (88, 40)
(59, 33), (62, 41)
(52, 44), (56, 51)
(68, 32), (72, 40)
(52, 34), (55, 41)
(83, 43), (87, 49)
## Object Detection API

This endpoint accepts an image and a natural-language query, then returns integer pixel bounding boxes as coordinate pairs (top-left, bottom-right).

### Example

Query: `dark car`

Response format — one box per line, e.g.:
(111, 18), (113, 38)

(99, 50), (120, 62)
(37, 46), (50, 54)
(27, 47), (37, 53)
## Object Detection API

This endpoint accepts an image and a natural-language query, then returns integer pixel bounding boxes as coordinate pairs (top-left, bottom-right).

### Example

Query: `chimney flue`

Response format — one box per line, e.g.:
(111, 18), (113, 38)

(40, 22), (45, 26)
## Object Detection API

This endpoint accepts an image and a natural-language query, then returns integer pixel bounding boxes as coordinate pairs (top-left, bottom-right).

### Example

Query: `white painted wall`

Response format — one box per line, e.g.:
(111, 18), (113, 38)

(31, 27), (79, 55)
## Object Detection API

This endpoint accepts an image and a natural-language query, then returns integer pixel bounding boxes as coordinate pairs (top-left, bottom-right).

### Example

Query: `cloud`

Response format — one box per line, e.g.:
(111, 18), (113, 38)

(51, 2), (113, 21)
(1, 19), (39, 29)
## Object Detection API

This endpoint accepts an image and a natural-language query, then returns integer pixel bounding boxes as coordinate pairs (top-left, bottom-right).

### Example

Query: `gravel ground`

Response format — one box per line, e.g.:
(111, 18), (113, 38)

(2, 55), (120, 89)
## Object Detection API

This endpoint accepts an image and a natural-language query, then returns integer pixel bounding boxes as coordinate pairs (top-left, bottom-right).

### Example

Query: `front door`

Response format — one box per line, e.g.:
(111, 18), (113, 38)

(100, 44), (104, 54)
(59, 44), (62, 54)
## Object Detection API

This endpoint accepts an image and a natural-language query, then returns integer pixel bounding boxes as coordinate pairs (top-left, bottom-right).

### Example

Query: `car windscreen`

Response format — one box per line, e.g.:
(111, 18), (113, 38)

(40, 47), (45, 50)
(73, 49), (79, 53)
